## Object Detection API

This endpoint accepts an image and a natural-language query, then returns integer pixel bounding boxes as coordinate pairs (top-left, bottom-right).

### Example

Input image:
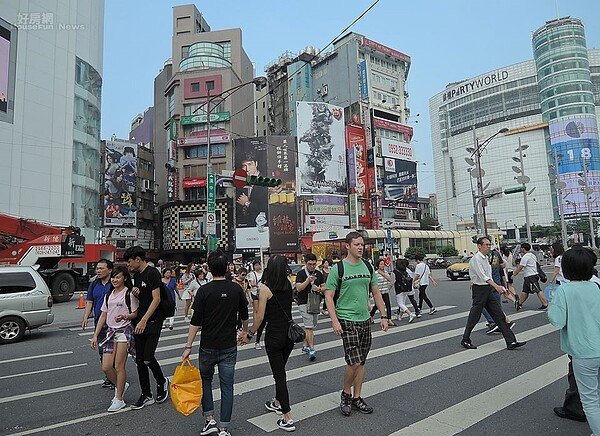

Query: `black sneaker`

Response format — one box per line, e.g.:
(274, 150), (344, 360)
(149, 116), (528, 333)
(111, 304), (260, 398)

(265, 399), (283, 415)
(156, 379), (169, 403)
(277, 418), (296, 432)
(485, 324), (499, 335)
(351, 396), (374, 414)
(340, 391), (352, 416)
(101, 378), (114, 389)
(200, 419), (219, 435)
(131, 394), (155, 410)
(537, 305), (548, 311)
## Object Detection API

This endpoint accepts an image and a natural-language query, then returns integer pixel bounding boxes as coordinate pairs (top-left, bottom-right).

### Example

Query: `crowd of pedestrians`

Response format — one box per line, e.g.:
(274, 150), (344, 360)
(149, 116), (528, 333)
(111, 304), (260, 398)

(80, 238), (600, 435)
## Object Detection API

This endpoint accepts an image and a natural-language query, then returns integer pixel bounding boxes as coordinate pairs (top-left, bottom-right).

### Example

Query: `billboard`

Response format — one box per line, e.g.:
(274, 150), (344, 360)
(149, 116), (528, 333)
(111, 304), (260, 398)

(103, 141), (137, 226)
(346, 125), (368, 199)
(0, 18), (17, 123)
(549, 117), (600, 218)
(267, 136), (299, 252)
(381, 138), (414, 161)
(178, 210), (222, 243)
(296, 102), (347, 195)
(383, 159), (417, 203)
(234, 138), (270, 248)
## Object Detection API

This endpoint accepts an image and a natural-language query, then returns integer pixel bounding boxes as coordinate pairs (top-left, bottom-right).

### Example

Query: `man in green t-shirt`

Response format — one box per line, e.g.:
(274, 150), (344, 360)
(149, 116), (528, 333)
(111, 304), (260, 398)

(325, 231), (388, 416)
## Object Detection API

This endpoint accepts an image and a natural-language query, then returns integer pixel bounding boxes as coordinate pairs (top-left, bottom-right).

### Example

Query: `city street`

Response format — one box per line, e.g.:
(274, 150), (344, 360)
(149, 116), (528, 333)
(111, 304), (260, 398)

(0, 268), (592, 436)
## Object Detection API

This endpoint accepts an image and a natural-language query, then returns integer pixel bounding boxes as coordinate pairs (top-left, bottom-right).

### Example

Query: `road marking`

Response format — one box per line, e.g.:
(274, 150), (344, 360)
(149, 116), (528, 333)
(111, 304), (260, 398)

(389, 354), (568, 435)
(247, 322), (556, 432)
(0, 363), (88, 380)
(0, 351), (73, 365)
(0, 380), (101, 405)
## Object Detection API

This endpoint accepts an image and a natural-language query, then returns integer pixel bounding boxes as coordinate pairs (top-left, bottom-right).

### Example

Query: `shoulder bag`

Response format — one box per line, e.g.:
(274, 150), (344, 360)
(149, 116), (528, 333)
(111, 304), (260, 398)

(272, 289), (305, 343)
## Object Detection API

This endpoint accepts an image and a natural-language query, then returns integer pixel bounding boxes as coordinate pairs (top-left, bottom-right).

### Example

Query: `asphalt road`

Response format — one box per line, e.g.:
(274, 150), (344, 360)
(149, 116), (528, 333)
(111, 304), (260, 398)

(0, 267), (593, 436)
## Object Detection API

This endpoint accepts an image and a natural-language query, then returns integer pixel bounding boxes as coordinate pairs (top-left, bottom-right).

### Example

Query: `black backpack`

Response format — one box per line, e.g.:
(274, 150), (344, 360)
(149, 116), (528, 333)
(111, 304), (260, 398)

(394, 269), (413, 295)
(158, 282), (176, 318)
(333, 259), (374, 305)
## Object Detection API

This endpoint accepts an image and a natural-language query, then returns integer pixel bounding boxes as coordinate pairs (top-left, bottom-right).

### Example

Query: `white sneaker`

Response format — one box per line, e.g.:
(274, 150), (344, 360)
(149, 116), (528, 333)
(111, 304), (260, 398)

(408, 313), (416, 323)
(255, 342), (262, 350)
(113, 381), (129, 401)
(107, 398), (127, 412)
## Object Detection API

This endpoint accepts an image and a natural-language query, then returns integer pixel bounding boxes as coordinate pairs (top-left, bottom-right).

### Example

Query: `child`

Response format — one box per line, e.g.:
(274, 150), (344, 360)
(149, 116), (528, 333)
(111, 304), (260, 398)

(91, 266), (139, 412)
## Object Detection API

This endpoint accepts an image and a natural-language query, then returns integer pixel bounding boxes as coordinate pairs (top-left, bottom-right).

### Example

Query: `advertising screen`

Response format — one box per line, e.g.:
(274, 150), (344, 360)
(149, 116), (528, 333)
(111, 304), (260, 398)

(383, 158), (417, 203)
(549, 117), (600, 217)
(103, 141), (137, 227)
(296, 102), (347, 195)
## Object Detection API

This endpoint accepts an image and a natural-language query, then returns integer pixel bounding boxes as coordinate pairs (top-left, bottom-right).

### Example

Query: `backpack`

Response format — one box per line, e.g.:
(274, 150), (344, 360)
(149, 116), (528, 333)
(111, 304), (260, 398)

(394, 269), (413, 295)
(536, 261), (547, 283)
(333, 259), (374, 305)
(158, 282), (176, 318)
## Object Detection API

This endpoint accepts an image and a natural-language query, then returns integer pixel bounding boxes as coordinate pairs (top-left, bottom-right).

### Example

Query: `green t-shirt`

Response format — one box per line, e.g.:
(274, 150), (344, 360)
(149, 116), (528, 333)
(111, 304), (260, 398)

(325, 259), (377, 322)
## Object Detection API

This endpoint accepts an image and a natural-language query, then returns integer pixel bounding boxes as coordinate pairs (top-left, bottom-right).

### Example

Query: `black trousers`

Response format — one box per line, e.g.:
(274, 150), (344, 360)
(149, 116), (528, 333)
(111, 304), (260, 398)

(563, 355), (585, 417)
(462, 284), (516, 345)
(265, 333), (294, 414)
(134, 324), (166, 397)
(370, 293), (392, 319)
(418, 285), (434, 310)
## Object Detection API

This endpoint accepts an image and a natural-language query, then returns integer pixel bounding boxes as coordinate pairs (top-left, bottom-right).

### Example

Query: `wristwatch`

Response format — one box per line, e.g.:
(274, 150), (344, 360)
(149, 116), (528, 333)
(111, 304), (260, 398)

(184, 345), (192, 349)
(246, 329), (255, 340)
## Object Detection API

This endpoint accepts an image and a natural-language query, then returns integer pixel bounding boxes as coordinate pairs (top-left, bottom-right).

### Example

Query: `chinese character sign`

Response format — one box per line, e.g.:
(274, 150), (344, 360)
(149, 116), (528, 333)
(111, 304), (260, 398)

(296, 102), (347, 195)
(103, 141), (137, 227)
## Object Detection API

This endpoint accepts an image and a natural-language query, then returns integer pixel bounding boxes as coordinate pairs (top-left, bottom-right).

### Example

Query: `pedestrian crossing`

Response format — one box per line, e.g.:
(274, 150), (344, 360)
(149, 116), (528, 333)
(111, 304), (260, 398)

(0, 303), (591, 436)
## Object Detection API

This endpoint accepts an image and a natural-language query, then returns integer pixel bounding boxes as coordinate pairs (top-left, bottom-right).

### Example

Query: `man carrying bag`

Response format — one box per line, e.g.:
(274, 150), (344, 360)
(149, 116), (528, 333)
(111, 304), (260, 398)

(295, 253), (325, 361)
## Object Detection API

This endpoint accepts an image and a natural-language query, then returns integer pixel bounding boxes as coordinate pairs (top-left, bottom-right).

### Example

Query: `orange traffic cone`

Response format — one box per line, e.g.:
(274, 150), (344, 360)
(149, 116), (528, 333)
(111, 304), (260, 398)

(76, 292), (86, 309)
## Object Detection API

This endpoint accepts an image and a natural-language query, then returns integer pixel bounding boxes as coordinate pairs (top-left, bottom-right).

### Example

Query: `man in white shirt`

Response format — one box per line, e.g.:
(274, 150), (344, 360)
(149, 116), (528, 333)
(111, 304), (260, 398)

(461, 236), (526, 350)
(512, 242), (549, 310)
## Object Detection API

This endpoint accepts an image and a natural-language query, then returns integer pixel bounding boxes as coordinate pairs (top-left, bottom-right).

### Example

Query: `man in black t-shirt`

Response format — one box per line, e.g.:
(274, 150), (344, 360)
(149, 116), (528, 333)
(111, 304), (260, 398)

(182, 250), (249, 436)
(124, 246), (169, 410)
(295, 253), (325, 361)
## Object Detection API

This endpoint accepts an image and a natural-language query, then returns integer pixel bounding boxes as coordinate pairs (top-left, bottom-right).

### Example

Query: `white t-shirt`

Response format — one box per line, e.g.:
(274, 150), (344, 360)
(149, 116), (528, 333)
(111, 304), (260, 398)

(414, 262), (430, 285)
(554, 255), (565, 283)
(520, 252), (538, 277)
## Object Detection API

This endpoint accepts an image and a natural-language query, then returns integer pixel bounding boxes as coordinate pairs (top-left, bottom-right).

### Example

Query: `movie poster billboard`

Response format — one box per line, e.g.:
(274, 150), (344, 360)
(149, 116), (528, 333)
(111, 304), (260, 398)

(296, 102), (347, 195)
(266, 136), (298, 252)
(103, 141), (137, 226)
(234, 138), (269, 249)
(549, 117), (600, 218)
(346, 125), (368, 199)
(383, 158), (417, 203)
(0, 18), (17, 123)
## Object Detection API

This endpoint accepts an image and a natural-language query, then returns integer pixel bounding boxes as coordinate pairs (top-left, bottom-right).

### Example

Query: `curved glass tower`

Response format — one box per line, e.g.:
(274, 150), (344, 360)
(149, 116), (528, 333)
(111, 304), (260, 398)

(533, 17), (600, 221)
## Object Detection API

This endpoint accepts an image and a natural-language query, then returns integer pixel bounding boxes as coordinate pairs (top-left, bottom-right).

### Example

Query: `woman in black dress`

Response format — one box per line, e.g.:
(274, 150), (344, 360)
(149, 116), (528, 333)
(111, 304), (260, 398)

(246, 255), (296, 432)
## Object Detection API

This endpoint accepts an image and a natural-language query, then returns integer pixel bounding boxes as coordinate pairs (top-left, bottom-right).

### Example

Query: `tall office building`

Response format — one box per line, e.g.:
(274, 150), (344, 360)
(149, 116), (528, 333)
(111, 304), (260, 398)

(0, 1), (104, 241)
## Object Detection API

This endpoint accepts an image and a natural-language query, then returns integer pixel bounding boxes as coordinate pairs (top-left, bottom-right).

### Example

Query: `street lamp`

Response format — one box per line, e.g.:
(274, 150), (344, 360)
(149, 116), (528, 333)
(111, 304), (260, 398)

(549, 151), (568, 244)
(578, 158), (597, 249)
(465, 126), (508, 236)
(512, 138), (532, 243)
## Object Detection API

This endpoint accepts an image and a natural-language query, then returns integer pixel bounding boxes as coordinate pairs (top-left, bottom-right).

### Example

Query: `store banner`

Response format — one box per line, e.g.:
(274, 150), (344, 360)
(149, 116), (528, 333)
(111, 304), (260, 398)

(103, 140), (137, 227)
(267, 136), (299, 252)
(346, 125), (368, 199)
(296, 102), (347, 195)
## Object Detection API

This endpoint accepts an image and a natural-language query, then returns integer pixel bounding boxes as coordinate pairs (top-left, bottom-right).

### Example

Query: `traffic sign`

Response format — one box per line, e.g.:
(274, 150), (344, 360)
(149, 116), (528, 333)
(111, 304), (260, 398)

(207, 172), (216, 214)
(206, 211), (216, 235)
(232, 168), (248, 188)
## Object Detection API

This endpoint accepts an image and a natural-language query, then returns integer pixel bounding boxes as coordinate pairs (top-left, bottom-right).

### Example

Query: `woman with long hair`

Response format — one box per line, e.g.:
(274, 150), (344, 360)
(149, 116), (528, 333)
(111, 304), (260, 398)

(370, 259), (395, 326)
(162, 269), (179, 330)
(91, 266), (138, 412)
(549, 241), (566, 285)
(244, 255), (296, 431)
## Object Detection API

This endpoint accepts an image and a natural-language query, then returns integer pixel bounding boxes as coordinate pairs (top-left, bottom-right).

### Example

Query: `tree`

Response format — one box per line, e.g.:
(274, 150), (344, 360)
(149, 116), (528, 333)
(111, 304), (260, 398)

(405, 246), (426, 259)
(439, 245), (458, 257)
(420, 216), (440, 230)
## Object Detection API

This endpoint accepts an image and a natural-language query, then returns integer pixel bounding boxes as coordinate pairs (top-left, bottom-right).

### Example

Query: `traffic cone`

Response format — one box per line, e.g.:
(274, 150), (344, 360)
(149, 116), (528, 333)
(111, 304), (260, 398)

(76, 292), (85, 309)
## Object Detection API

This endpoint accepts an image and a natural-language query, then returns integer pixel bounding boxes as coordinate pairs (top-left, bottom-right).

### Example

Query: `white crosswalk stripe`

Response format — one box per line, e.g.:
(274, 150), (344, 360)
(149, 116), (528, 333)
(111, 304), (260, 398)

(0, 303), (573, 436)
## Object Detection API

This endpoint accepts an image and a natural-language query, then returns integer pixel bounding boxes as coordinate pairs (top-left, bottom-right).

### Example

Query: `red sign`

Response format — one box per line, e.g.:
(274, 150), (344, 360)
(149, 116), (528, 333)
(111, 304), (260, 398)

(182, 177), (206, 188)
(362, 37), (411, 63)
(232, 168), (248, 188)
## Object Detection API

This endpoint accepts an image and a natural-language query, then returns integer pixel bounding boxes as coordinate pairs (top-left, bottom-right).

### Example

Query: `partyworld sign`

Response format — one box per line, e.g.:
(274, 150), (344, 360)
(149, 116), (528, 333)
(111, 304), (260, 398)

(442, 70), (509, 102)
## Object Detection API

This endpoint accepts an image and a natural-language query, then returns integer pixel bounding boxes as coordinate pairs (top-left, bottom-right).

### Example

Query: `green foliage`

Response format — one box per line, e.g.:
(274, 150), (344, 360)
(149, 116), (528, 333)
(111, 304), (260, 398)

(439, 245), (458, 257)
(419, 216), (440, 230)
(405, 246), (426, 259)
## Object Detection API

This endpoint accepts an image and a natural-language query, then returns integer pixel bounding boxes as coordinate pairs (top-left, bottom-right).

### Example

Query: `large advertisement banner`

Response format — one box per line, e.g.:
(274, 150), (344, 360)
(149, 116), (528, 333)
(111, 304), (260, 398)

(104, 141), (137, 227)
(383, 158), (417, 202)
(178, 210), (222, 242)
(296, 102), (347, 195)
(234, 138), (269, 249)
(346, 125), (368, 199)
(267, 136), (299, 252)
(549, 117), (600, 217)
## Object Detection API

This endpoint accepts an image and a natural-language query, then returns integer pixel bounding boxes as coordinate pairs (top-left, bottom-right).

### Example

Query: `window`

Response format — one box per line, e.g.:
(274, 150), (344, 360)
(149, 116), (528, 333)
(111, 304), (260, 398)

(168, 92), (175, 117)
(184, 143), (226, 159)
(191, 82), (200, 92)
(0, 272), (36, 294)
(206, 80), (215, 91)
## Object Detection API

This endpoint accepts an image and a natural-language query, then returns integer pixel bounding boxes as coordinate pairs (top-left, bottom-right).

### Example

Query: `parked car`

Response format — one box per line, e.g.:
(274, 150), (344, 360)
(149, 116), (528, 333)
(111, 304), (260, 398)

(446, 257), (472, 281)
(0, 266), (54, 344)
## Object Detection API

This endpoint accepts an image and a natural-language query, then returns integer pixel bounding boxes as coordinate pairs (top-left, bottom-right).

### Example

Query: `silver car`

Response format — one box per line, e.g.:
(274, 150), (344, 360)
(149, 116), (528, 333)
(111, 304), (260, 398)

(0, 266), (54, 344)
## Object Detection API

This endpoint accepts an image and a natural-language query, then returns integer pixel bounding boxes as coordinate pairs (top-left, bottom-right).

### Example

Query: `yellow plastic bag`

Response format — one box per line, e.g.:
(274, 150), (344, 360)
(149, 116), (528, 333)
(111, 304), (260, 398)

(170, 358), (203, 416)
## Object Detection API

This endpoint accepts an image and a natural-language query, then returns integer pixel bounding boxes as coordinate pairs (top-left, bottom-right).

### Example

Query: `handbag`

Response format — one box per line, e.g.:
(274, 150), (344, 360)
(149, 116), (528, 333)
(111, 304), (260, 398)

(307, 292), (321, 314)
(536, 262), (547, 283)
(272, 289), (306, 343)
(170, 358), (202, 416)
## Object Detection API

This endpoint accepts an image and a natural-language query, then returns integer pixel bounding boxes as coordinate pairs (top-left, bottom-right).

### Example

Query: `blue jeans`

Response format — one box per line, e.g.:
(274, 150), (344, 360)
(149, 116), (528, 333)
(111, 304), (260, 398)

(198, 346), (237, 428)
(572, 356), (600, 436)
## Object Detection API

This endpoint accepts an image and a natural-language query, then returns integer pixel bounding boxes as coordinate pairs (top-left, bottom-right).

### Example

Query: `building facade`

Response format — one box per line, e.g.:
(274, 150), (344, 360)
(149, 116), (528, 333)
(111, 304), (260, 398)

(0, 1), (104, 241)
(430, 17), (600, 239)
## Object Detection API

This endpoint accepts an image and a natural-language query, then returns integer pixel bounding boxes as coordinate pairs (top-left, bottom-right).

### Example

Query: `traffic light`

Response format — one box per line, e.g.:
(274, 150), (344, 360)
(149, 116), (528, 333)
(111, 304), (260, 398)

(247, 175), (282, 187)
(504, 185), (526, 195)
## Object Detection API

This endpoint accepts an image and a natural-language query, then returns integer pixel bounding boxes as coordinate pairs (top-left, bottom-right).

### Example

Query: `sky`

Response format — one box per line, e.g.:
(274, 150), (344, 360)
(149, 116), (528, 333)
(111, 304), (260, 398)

(102, 0), (600, 195)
